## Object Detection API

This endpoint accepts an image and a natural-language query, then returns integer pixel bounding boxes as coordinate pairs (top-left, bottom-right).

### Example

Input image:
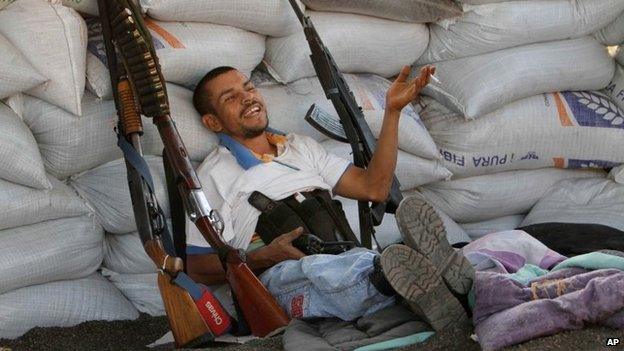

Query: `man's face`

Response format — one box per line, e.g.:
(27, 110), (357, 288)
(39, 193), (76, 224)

(202, 70), (268, 139)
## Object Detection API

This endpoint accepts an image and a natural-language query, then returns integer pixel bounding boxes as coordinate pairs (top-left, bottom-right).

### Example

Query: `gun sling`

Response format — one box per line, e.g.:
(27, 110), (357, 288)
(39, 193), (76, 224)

(116, 133), (233, 338)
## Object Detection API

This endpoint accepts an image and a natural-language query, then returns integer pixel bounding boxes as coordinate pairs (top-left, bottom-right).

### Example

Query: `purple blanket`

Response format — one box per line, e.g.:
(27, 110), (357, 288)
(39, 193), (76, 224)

(473, 268), (624, 350)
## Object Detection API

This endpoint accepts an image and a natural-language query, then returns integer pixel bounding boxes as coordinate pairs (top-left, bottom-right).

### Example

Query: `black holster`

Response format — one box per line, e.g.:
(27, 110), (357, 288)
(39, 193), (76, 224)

(248, 190), (359, 254)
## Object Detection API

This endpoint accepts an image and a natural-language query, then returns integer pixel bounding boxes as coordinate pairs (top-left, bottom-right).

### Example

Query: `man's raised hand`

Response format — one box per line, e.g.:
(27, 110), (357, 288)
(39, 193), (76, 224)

(386, 65), (435, 113)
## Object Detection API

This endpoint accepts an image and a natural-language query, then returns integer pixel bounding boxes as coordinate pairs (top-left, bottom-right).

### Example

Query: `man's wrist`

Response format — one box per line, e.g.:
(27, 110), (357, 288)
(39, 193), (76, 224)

(247, 246), (274, 269)
(385, 106), (403, 120)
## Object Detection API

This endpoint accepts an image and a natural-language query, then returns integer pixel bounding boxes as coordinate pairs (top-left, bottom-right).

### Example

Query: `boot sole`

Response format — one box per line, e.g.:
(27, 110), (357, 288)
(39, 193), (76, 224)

(396, 196), (474, 295)
(381, 244), (469, 331)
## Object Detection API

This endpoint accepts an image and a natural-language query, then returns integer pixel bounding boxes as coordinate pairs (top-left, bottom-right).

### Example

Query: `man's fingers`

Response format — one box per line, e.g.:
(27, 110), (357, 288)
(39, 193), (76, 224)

(395, 65), (411, 83)
(286, 226), (305, 241)
(289, 248), (306, 260)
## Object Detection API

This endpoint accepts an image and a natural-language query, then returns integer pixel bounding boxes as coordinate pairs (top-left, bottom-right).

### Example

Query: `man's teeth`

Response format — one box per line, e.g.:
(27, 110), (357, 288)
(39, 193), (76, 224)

(244, 106), (261, 117)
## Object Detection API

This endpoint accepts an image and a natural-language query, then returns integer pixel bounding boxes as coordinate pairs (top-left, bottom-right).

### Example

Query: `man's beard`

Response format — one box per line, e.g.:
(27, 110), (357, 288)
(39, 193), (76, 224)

(241, 115), (269, 138)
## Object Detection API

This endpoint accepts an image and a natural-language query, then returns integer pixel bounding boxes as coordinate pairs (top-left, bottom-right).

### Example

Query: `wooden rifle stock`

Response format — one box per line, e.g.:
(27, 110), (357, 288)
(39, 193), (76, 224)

(145, 238), (214, 348)
(99, 0), (290, 336)
(154, 115), (290, 337)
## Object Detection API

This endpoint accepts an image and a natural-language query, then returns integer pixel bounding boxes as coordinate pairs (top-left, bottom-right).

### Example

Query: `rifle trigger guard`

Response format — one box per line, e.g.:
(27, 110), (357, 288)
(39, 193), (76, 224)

(208, 210), (225, 236)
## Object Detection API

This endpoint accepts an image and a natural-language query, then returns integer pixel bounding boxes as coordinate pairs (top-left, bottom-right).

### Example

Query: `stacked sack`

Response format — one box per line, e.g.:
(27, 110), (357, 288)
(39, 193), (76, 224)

(1, 0), (623, 338)
(411, 0), (624, 239)
(262, 0), (463, 245)
(0, 0), (142, 338)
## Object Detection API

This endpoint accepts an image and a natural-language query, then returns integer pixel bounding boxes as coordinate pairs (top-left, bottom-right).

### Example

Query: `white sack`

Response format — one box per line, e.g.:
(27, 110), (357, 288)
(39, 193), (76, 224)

(462, 0), (550, 3)
(321, 140), (452, 191)
(141, 0), (300, 37)
(301, 0), (462, 23)
(61, 0), (98, 16)
(262, 75), (439, 160)
(606, 64), (624, 113)
(417, 168), (605, 223)
(0, 0), (86, 115)
(104, 232), (157, 274)
(459, 215), (525, 240)
(0, 175), (89, 231)
(86, 18), (265, 99)
(337, 195), (470, 248)
(419, 0), (624, 63)
(105, 271), (165, 316)
(22, 85), (217, 179)
(0, 102), (50, 189)
(0, 32), (46, 99)
(70, 156), (169, 234)
(0, 215), (104, 294)
(594, 13), (624, 46)
(0, 273), (139, 339)
(521, 178), (624, 233)
(419, 92), (624, 178)
(610, 164), (624, 184)
(418, 37), (615, 119)
(265, 11), (429, 84)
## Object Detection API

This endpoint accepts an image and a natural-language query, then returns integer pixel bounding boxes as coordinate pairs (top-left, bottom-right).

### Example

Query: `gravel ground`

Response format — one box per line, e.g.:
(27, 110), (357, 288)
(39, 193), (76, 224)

(1, 314), (623, 351)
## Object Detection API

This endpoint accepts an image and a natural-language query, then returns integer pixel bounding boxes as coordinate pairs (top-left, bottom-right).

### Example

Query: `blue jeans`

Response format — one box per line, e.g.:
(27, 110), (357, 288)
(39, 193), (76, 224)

(259, 248), (395, 321)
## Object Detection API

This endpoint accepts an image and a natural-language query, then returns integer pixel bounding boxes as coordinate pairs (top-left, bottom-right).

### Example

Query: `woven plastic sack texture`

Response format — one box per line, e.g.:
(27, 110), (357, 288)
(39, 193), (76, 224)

(300, 0), (462, 23)
(0, 102), (50, 189)
(103, 232), (158, 274)
(416, 37), (615, 119)
(104, 271), (165, 316)
(85, 17), (264, 99)
(418, 92), (624, 178)
(140, 0), (301, 37)
(22, 85), (217, 179)
(0, 32), (46, 99)
(0, 0), (86, 115)
(521, 178), (624, 232)
(606, 64), (624, 113)
(417, 168), (606, 223)
(0, 175), (89, 231)
(419, 0), (624, 63)
(459, 215), (525, 240)
(265, 11), (429, 83)
(0, 273), (138, 339)
(594, 12), (624, 46)
(0, 215), (104, 294)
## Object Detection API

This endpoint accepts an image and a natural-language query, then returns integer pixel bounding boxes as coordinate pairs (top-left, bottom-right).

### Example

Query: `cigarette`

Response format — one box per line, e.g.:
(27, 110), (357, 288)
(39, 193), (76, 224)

(430, 74), (441, 85)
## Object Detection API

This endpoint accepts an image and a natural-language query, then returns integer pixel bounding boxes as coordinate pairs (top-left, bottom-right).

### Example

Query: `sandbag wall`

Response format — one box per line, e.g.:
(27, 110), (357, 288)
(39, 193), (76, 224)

(0, 0), (623, 339)
(411, 0), (624, 234)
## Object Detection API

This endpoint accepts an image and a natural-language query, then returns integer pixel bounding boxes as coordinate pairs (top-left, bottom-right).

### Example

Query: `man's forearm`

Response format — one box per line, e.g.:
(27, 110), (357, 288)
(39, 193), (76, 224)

(365, 108), (401, 200)
(186, 248), (276, 286)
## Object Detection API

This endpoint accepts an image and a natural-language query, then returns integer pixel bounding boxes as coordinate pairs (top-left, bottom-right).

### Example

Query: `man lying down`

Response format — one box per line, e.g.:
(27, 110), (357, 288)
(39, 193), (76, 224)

(183, 64), (476, 331)
(183, 66), (624, 349)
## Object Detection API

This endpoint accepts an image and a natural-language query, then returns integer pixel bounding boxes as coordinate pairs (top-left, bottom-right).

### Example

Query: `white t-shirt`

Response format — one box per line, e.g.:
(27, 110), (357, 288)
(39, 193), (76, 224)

(186, 133), (351, 250)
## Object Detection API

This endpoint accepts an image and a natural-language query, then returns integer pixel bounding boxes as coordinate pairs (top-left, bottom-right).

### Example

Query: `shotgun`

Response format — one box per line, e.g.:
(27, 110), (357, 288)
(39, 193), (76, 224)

(288, 0), (404, 249)
(96, 1), (232, 347)
(97, 0), (290, 341)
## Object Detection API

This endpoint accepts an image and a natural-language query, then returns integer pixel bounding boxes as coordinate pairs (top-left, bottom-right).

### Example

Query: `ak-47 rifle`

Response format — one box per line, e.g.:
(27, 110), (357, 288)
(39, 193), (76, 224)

(288, 1), (404, 249)
(97, 0), (290, 346)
